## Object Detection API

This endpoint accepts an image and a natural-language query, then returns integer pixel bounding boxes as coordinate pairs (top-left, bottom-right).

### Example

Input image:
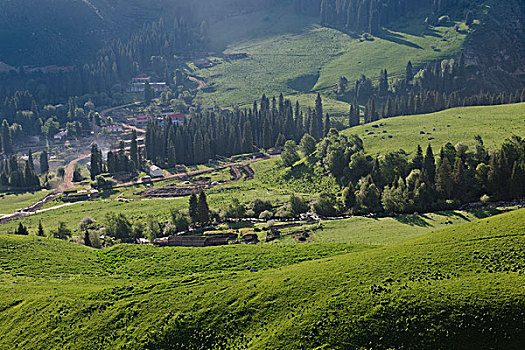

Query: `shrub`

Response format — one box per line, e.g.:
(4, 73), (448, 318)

(259, 210), (273, 220)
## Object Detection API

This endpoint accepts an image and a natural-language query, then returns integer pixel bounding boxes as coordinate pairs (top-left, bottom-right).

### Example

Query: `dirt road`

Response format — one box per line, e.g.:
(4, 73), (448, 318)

(61, 154), (90, 190)
(189, 76), (206, 90)
(100, 101), (141, 118)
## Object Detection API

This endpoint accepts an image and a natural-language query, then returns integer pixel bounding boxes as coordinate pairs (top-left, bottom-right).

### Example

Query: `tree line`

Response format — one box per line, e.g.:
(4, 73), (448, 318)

(144, 94), (331, 166)
(311, 129), (525, 216)
(294, 0), (462, 34)
(0, 150), (41, 189)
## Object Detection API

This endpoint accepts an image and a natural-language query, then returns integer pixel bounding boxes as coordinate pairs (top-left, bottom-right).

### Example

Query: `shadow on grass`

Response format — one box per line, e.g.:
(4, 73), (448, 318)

(393, 214), (431, 227)
(376, 29), (424, 49)
(469, 207), (504, 219)
(100, 189), (119, 199)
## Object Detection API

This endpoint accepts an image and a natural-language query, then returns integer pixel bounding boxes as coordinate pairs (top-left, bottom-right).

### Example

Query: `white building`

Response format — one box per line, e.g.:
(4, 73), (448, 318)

(149, 165), (164, 178)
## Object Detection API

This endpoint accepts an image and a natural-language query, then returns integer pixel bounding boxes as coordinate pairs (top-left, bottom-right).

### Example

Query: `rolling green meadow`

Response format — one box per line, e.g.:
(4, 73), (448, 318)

(344, 102), (525, 156)
(194, 6), (467, 108)
(0, 208), (523, 348)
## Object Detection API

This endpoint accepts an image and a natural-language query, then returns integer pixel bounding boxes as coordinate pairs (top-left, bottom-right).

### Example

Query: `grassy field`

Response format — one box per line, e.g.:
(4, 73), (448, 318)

(0, 190), (50, 216)
(194, 7), (467, 108)
(0, 208), (523, 348)
(344, 102), (525, 156)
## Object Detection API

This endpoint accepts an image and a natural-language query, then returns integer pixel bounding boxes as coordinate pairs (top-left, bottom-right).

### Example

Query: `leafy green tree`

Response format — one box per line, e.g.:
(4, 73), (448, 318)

(342, 183), (356, 211)
(57, 167), (66, 179)
(311, 192), (338, 217)
(282, 140), (300, 167)
(73, 165), (84, 182)
(290, 193), (309, 216)
(145, 215), (161, 242)
(355, 176), (382, 213)
(170, 210), (190, 233)
(52, 222), (72, 239)
(299, 134), (316, 158)
(92, 175), (116, 191)
(326, 147), (347, 178)
(104, 213), (132, 241)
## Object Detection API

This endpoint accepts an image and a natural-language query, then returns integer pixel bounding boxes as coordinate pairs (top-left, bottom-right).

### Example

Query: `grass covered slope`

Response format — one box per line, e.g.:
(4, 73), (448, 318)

(344, 102), (525, 156)
(0, 209), (524, 348)
(196, 8), (466, 107)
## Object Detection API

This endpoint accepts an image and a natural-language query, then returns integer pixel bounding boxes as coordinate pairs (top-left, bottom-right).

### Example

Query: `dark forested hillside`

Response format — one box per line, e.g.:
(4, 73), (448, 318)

(293, 0), (469, 34)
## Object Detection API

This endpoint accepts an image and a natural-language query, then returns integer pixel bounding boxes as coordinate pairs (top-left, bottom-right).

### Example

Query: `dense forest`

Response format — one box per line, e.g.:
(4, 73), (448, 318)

(144, 94), (329, 166)
(293, 0), (467, 34)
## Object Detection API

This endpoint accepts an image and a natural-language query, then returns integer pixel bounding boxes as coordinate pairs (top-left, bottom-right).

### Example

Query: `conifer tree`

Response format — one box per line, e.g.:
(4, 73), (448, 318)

(189, 194), (198, 224)
(323, 113), (331, 137)
(16, 222), (29, 235)
(422, 144), (436, 185)
(39, 150), (49, 174)
(406, 61), (413, 86)
(1, 120), (12, 154)
(436, 157), (453, 199)
(196, 191), (210, 225)
(130, 130), (138, 168)
(37, 221), (44, 237)
(412, 145), (424, 170)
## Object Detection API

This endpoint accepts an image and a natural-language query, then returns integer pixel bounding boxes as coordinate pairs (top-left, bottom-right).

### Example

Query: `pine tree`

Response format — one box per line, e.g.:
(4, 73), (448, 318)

(37, 221), (45, 237)
(16, 222), (29, 235)
(323, 113), (331, 137)
(452, 155), (466, 199)
(196, 191), (210, 225)
(422, 144), (436, 185)
(27, 149), (34, 170)
(315, 94), (323, 139)
(436, 157), (453, 199)
(130, 130), (138, 167)
(144, 81), (154, 104)
(412, 145), (424, 170)
(40, 150), (49, 174)
(189, 194), (198, 224)
(1, 120), (13, 154)
(84, 230), (92, 247)
(406, 61), (413, 87)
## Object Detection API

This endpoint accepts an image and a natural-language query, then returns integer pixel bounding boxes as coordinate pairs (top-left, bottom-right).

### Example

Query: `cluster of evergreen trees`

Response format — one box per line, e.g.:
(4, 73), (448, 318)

(90, 139), (142, 180)
(0, 151), (40, 188)
(0, 16), (195, 108)
(314, 130), (525, 215)
(0, 91), (102, 149)
(145, 94), (331, 166)
(344, 57), (525, 125)
(294, 0), (458, 34)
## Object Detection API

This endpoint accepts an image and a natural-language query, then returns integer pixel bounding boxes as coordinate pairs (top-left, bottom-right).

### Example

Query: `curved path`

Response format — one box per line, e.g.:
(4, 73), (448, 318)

(61, 154), (90, 190)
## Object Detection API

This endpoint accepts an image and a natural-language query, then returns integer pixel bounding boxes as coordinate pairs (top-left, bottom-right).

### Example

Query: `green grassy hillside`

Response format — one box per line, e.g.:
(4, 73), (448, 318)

(0, 209), (524, 348)
(344, 102), (525, 156)
(195, 7), (467, 108)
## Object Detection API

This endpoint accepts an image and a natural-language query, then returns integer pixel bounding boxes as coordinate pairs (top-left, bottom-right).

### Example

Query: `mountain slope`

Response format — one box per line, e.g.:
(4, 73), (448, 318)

(0, 209), (524, 348)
